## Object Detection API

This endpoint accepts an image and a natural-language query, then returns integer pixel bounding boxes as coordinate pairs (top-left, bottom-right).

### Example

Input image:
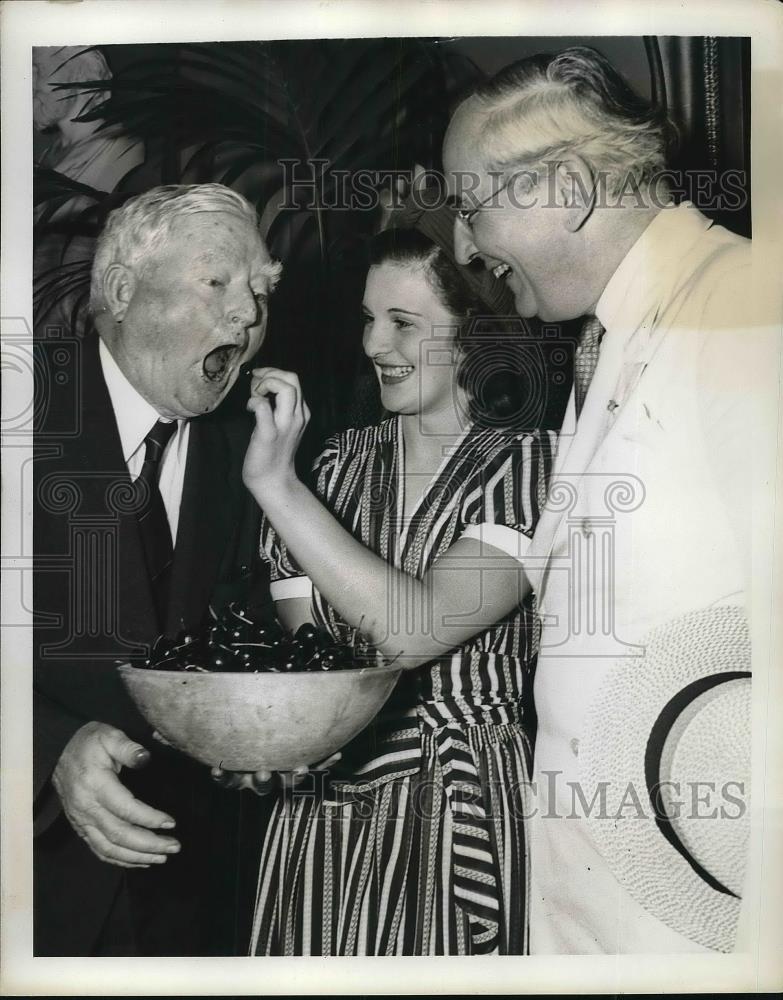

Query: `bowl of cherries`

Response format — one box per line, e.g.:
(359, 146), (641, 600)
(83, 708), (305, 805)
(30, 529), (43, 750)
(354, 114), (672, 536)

(118, 604), (402, 772)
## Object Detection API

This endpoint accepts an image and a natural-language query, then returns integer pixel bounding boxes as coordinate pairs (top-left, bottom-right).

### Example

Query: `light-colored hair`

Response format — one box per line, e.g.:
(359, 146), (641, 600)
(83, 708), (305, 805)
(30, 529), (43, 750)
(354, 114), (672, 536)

(90, 183), (282, 311)
(466, 47), (676, 198)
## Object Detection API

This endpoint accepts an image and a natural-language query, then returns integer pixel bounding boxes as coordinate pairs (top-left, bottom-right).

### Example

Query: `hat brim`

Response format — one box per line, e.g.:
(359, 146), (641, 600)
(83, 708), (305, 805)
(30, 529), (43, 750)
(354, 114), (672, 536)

(578, 604), (751, 952)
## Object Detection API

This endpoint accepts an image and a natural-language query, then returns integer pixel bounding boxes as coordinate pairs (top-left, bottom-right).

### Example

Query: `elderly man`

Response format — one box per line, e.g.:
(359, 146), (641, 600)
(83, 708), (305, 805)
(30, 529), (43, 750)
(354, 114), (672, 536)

(444, 48), (775, 952)
(34, 183), (281, 955)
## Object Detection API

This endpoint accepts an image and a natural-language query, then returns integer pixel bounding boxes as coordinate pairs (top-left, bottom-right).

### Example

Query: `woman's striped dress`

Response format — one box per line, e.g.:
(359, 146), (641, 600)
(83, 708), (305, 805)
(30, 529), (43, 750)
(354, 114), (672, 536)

(251, 417), (556, 956)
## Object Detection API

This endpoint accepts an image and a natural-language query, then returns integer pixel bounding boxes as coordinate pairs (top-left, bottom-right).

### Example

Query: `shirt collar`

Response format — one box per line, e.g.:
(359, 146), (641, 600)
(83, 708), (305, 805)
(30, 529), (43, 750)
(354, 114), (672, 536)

(98, 337), (177, 463)
(595, 201), (713, 336)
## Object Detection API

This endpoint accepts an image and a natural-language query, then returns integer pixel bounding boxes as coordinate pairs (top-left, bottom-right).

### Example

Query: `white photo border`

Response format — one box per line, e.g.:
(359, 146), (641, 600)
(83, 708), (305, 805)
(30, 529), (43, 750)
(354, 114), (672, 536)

(2, 0), (782, 994)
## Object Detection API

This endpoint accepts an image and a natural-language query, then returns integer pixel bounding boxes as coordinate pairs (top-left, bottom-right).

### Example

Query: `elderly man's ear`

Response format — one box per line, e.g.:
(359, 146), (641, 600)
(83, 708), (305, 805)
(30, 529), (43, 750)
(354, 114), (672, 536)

(554, 155), (596, 233)
(102, 263), (138, 323)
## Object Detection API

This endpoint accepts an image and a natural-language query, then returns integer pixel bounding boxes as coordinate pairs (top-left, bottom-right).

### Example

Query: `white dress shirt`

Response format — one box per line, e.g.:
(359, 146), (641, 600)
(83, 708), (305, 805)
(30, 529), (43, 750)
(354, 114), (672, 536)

(99, 338), (190, 543)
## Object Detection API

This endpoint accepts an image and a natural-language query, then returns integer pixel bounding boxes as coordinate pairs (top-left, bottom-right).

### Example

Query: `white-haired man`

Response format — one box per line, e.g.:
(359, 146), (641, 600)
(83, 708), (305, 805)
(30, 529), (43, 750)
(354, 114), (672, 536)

(444, 48), (776, 953)
(34, 183), (281, 955)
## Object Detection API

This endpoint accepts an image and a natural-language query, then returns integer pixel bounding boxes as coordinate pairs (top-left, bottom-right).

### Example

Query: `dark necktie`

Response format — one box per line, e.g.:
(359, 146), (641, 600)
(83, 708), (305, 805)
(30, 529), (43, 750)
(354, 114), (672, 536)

(133, 418), (178, 629)
(573, 315), (606, 419)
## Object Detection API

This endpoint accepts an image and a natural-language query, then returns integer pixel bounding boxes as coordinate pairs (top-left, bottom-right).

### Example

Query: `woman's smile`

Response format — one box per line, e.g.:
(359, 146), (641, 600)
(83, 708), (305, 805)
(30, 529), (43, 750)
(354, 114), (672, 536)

(362, 262), (463, 418)
(375, 362), (415, 385)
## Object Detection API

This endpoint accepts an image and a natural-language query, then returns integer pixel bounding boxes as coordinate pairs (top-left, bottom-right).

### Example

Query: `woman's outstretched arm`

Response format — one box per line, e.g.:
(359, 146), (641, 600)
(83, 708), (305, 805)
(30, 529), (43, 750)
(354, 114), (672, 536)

(243, 369), (533, 670)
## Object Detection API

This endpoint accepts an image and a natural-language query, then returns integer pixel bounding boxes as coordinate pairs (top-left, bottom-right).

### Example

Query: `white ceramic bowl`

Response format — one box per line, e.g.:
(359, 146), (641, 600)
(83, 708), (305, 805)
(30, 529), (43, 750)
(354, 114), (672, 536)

(118, 662), (402, 771)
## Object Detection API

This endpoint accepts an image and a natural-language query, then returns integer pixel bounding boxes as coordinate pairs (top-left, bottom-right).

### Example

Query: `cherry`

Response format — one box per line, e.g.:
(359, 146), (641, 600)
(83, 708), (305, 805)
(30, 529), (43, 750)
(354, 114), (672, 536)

(252, 623), (285, 642)
(207, 623), (229, 646)
(319, 650), (341, 671)
(152, 635), (177, 660)
(139, 605), (381, 674)
(236, 649), (265, 673)
(227, 603), (255, 626)
(207, 650), (238, 672)
(228, 626), (252, 644)
(296, 638), (318, 661)
(279, 645), (303, 671)
(153, 653), (182, 670)
(172, 630), (200, 653)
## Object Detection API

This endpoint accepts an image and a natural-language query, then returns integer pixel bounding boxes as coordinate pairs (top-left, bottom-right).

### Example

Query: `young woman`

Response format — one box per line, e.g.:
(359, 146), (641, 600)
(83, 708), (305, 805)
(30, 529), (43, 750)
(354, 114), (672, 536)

(242, 223), (556, 956)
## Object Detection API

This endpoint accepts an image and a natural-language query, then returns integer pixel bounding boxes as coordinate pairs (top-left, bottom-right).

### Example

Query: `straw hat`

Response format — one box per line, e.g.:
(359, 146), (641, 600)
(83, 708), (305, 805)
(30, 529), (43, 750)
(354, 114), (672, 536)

(579, 604), (751, 952)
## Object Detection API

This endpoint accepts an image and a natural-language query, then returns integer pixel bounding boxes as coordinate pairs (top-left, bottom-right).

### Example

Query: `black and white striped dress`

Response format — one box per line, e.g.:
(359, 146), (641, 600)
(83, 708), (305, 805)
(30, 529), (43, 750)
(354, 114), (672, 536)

(251, 417), (555, 955)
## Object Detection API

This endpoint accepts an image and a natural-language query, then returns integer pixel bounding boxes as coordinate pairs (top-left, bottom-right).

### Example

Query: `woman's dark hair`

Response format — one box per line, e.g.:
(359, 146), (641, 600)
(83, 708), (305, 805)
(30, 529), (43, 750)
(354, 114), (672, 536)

(367, 226), (481, 323)
(367, 226), (534, 428)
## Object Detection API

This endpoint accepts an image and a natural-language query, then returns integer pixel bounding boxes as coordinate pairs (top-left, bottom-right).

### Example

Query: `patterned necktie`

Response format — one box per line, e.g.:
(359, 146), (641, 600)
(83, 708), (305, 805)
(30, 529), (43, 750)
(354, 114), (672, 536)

(573, 315), (605, 419)
(133, 418), (178, 628)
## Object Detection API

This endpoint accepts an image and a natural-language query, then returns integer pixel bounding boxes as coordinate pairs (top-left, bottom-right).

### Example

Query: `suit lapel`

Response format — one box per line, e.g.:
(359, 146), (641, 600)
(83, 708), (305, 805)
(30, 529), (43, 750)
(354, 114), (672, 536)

(46, 339), (254, 646)
(77, 336), (159, 644)
(166, 414), (240, 633)
(530, 206), (722, 598)
(529, 312), (658, 593)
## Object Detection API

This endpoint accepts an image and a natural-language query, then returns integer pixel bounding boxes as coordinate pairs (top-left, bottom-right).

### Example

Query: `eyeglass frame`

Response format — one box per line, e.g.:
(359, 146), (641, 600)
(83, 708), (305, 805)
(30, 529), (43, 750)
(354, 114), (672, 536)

(454, 167), (544, 228)
(454, 172), (519, 228)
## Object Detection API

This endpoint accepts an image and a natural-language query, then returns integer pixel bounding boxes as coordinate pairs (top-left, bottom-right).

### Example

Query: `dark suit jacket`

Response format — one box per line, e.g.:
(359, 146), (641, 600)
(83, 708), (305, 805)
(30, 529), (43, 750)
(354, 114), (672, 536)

(33, 333), (269, 956)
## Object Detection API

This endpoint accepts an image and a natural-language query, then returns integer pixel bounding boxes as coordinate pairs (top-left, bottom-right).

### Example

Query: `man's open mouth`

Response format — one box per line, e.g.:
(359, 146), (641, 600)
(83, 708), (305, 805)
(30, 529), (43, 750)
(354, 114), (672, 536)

(202, 345), (240, 383)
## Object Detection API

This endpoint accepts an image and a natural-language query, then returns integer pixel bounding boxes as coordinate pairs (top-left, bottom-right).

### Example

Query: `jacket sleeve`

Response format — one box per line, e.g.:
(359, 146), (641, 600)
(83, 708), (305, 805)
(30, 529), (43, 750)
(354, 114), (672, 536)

(33, 686), (86, 834)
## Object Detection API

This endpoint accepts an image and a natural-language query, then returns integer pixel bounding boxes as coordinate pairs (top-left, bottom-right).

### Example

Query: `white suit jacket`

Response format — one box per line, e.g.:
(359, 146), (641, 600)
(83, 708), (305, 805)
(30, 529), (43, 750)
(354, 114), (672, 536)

(526, 203), (778, 953)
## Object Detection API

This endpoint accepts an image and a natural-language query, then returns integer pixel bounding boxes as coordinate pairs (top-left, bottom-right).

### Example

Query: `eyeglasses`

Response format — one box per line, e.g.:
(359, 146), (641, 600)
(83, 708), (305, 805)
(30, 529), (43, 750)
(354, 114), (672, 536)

(455, 175), (514, 229)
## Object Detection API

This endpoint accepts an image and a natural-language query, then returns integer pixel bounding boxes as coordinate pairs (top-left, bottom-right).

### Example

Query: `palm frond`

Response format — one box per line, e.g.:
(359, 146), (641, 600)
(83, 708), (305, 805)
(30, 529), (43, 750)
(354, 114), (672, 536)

(34, 257), (92, 327)
(33, 37), (479, 347)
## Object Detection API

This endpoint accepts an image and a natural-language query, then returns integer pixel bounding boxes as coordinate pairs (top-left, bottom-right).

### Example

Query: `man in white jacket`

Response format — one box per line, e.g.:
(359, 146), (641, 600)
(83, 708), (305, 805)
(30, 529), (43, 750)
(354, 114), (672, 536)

(443, 46), (777, 953)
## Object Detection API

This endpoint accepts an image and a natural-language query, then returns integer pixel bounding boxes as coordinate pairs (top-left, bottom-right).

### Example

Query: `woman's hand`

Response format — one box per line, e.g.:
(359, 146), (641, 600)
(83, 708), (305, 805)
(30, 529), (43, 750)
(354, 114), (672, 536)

(243, 367), (310, 501)
(210, 752), (342, 797)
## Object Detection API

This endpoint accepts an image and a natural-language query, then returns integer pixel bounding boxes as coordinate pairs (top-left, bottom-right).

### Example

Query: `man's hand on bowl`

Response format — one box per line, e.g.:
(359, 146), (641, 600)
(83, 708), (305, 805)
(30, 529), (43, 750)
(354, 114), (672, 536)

(209, 751), (342, 796)
(52, 722), (181, 868)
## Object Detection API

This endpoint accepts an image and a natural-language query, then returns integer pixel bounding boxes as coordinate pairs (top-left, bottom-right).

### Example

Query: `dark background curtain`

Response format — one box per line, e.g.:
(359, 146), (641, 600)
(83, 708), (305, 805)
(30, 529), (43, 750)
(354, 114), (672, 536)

(647, 35), (750, 237)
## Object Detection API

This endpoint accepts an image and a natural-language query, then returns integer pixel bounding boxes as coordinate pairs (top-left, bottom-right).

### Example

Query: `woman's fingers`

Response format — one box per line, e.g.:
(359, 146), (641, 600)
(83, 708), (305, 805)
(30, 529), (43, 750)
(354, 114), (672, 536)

(260, 377), (298, 419)
(250, 377), (302, 432)
(250, 770), (276, 796)
(250, 367), (300, 389)
(246, 392), (277, 441)
(211, 760), (337, 795)
(210, 767), (249, 791)
(210, 767), (277, 797)
(251, 370), (309, 421)
(279, 768), (308, 790)
(246, 391), (273, 419)
(313, 751), (342, 771)
(250, 372), (298, 398)
(250, 369), (301, 402)
(278, 751), (341, 789)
